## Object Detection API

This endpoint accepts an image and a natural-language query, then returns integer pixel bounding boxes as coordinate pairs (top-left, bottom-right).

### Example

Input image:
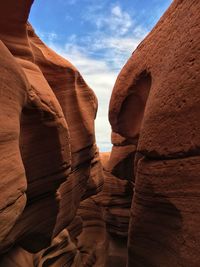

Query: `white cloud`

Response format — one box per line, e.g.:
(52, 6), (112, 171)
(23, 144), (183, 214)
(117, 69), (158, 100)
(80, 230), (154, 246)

(36, 31), (58, 42)
(110, 5), (133, 35)
(85, 4), (134, 36)
(48, 43), (115, 150)
(35, 3), (148, 151)
(78, 4), (147, 68)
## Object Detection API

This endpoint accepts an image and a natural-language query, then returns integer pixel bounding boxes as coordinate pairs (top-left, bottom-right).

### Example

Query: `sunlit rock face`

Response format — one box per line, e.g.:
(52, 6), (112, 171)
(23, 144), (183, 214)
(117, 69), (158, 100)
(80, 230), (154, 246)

(109, 0), (200, 266)
(0, 0), (105, 266)
(1, 0), (200, 266)
(26, 23), (104, 238)
(0, 0), (70, 253)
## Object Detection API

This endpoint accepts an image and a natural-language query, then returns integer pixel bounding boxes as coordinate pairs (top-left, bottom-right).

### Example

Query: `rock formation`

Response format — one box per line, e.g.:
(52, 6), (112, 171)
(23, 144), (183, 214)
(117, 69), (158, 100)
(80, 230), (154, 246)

(0, 0), (200, 266)
(109, 0), (200, 266)
(98, 149), (133, 267)
(0, 0), (105, 266)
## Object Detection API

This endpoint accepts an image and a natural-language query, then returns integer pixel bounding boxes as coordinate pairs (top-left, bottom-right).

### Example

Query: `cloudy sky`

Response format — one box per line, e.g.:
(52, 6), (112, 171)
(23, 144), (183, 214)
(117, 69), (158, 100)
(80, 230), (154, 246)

(30, 0), (172, 152)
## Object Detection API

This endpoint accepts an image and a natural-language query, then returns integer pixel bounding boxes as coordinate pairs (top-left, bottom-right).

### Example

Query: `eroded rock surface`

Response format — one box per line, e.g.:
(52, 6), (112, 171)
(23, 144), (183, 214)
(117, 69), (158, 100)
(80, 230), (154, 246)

(96, 144), (134, 267)
(1, 0), (200, 266)
(0, 0), (104, 266)
(109, 0), (200, 266)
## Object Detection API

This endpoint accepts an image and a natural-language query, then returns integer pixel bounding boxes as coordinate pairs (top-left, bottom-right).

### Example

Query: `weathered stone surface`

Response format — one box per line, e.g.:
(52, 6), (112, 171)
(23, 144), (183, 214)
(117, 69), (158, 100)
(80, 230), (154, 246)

(109, 0), (200, 266)
(77, 198), (108, 267)
(96, 170), (132, 237)
(0, 40), (28, 252)
(105, 235), (127, 267)
(35, 229), (83, 267)
(0, 247), (34, 267)
(26, 25), (104, 238)
(96, 152), (133, 267)
(110, 0), (200, 159)
(1, 0), (199, 266)
(0, 1), (72, 253)
(107, 142), (136, 181)
(129, 156), (200, 266)
(0, 0), (103, 263)
(27, 23), (98, 164)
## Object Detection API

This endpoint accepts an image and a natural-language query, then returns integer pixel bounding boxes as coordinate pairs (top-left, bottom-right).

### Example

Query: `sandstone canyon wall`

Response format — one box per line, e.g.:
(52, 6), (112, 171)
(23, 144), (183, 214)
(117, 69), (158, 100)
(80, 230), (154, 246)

(0, 0), (200, 266)
(109, 0), (200, 266)
(0, 0), (105, 266)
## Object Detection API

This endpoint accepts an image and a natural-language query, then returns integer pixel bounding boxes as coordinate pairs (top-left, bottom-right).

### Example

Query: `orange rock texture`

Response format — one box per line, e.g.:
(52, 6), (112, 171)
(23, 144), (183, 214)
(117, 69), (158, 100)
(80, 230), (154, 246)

(0, 0), (105, 266)
(109, 0), (200, 266)
(98, 149), (133, 267)
(1, 0), (200, 266)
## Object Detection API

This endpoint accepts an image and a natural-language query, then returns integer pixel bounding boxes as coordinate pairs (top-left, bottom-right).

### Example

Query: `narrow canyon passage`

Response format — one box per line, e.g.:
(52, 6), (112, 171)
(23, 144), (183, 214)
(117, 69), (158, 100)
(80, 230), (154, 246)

(0, 0), (200, 267)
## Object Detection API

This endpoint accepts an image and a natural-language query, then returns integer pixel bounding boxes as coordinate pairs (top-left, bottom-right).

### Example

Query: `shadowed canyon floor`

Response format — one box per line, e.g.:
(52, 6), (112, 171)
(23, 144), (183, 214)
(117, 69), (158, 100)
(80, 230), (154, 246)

(0, 0), (200, 266)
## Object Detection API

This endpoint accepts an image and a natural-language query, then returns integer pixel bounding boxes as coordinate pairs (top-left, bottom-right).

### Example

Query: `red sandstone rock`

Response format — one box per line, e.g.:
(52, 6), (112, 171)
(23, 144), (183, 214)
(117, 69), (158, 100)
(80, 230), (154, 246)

(0, 40), (29, 252)
(27, 23), (98, 164)
(96, 152), (133, 267)
(95, 169), (132, 237)
(28, 24), (104, 243)
(109, 0), (200, 266)
(107, 141), (136, 181)
(0, 247), (34, 267)
(0, 1), (103, 264)
(77, 198), (108, 267)
(1, 0), (199, 266)
(0, 1), (72, 253)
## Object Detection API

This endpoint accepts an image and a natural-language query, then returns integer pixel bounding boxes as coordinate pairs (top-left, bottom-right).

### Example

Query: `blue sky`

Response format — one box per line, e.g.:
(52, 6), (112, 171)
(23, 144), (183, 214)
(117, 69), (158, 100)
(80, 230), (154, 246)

(30, 0), (172, 152)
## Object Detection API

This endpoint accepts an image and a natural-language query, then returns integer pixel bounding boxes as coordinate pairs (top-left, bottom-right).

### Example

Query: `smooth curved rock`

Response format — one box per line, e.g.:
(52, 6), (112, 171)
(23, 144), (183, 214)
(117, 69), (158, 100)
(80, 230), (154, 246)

(26, 24), (103, 237)
(0, 1), (72, 254)
(0, 0), (103, 260)
(109, 0), (200, 266)
(0, 247), (34, 267)
(27, 23), (98, 163)
(0, 40), (28, 251)
(97, 152), (133, 266)
(77, 198), (108, 267)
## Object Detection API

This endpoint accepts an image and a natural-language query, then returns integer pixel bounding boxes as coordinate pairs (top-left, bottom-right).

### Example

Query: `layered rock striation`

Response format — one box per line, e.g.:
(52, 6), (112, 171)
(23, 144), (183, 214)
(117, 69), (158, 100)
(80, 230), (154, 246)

(109, 0), (200, 266)
(0, 0), (200, 266)
(0, 0), (105, 266)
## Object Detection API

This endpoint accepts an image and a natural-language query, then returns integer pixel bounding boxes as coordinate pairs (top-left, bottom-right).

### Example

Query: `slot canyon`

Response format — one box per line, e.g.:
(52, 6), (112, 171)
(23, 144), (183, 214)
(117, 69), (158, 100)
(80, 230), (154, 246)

(0, 0), (199, 266)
